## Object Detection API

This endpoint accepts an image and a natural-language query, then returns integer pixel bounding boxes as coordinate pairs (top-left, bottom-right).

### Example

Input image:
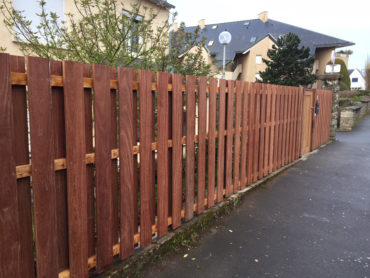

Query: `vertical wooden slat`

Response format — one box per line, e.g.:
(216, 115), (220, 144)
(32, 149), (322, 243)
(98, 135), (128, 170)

(157, 71), (170, 237)
(297, 88), (304, 157)
(139, 70), (155, 245)
(264, 84), (271, 176)
(0, 53), (21, 278)
(110, 68), (119, 245)
(240, 82), (249, 188)
(281, 86), (287, 166)
(225, 80), (234, 197)
(269, 85), (276, 173)
(258, 84), (266, 179)
(207, 78), (217, 207)
(275, 86), (282, 170)
(247, 83), (255, 185)
(185, 75), (196, 220)
(233, 81), (242, 192)
(50, 60), (69, 271)
(132, 71), (139, 234)
(197, 76), (207, 214)
(291, 88), (298, 160)
(27, 56), (58, 278)
(216, 79), (226, 202)
(94, 64), (114, 271)
(288, 88), (293, 163)
(83, 64), (95, 257)
(10, 55), (35, 278)
(63, 60), (88, 278)
(253, 83), (261, 182)
(171, 74), (184, 229)
(118, 67), (136, 258)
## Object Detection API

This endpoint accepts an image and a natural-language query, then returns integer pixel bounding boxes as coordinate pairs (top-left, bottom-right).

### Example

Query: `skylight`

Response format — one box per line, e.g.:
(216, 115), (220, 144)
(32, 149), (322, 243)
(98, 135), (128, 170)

(208, 40), (214, 46)
(243, 21), (250, 26)
(250, 36), (257, 43)
(212, 25), (217, 29)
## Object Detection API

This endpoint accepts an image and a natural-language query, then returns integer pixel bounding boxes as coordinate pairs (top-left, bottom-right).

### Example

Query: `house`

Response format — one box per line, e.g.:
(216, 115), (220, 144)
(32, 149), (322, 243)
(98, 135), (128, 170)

(184, 11), (354, 88)
(348, 68), (366, 90)
(0, 0), (174, 56)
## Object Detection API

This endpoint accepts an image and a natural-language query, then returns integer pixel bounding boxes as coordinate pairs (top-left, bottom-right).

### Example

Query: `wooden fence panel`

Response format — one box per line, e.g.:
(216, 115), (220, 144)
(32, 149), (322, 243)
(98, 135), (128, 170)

(253, 84), (261, 182)
(118, 67), (136, 258)
(240, 82), (249, 188)
(171, 73), (184, 228)
(50, 60), (69, 272)
(139, 70), (155, 245)
(11, 55), (35, 278)
(63, 60), (88, 278)
(233, 81), (242, 192)
(94, 64), (114, 271)
(247, 83), (255, 185)
(207, 78), (217, 207)
(27, 56), (59, 278)
(83, 64), (95, 257)
(225, 80), (234, 197)
(216, 79), (226, 202)
(0, 53), (22, 278)
(197, 76), (207, 214)
(185, 76), (196, 220)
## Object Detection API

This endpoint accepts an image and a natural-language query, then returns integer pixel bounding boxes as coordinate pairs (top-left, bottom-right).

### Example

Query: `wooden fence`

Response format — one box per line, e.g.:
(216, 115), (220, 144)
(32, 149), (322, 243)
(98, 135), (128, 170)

(0, 53), (332, 278)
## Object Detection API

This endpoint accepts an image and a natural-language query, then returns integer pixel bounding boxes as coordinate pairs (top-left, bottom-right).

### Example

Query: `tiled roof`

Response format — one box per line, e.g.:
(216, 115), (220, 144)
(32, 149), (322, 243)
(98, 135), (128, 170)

(185, 18), (354, 66)
(149, 0), (175, 9)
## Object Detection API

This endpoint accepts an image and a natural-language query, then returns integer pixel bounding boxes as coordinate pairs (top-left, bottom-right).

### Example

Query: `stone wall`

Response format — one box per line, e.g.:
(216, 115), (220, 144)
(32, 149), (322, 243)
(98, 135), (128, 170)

(339, 100), (370, 131)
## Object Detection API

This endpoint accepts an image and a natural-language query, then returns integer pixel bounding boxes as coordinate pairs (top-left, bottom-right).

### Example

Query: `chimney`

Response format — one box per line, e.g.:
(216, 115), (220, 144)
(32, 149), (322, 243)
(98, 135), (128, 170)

(198, 19), (206, 29)
(173, 23), (178, 32)
(258, 11), (268, 23)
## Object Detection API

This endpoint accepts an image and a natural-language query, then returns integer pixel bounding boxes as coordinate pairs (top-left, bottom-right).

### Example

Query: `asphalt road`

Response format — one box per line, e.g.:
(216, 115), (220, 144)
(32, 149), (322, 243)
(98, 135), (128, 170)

(141, 116), (370, 278)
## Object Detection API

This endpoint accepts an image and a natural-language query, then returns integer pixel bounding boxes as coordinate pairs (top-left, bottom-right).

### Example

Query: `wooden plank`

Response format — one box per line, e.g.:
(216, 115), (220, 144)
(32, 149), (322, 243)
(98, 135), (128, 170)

(216, 79), (226, 202)
(297, 88), (304, 157)
(264, 84), (271, 176)
(292, 88), (298, 160)
(50, 60), (69, 272)
(269, 84), (276, 173)
(110, 68), (119, 246)
(253, 83), (261, 182)
(185, 75), (196, 220)
(63, 60), (88, 278)
(132, 70), (139, 234)
(247, 83), (255, 185)
(239, 82), (249, 188)
(233, 81), (242, 192)
(288, 88), (294, 162)
(225, 80), (234, 197)
(207, 78), (217, 207)
(171, 73), (184, 228)
(10, 55), (35, 278)
(27, 56), (59, 278)
(83, 64), (95, 257)
(157, 71), (170, 237)
(139, 70), (155, 245)
(118, 67), (136, 258)
(258, 83), (266, 179)
(93, 64), (114, 271)
(197, 76), (207, 214)
(273, 86), (280, 170)
(0, 53), (22, 278)
(281, 86), (287, 166)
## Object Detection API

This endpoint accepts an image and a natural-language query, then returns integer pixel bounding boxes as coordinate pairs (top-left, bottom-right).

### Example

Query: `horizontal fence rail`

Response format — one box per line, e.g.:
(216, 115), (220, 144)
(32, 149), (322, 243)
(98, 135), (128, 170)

(0, 53), (333, 278)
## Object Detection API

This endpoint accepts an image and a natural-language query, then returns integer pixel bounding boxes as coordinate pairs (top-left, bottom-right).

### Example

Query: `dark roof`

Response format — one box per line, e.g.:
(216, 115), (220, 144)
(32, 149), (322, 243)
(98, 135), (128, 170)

(348, 69), (365, 78)
(148, 0), (175, 9)
(185, 18), (354, 67)
(348, 69), (354, 75)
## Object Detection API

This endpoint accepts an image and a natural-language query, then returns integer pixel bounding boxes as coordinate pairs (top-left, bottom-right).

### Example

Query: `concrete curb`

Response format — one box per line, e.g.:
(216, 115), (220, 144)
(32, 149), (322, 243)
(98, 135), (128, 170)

(97, 142), (332, 278)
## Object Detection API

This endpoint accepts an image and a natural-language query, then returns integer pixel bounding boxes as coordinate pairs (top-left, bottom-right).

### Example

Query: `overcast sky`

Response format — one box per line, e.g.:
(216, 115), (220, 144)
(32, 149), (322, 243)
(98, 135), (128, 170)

(169, 0), (370, 71)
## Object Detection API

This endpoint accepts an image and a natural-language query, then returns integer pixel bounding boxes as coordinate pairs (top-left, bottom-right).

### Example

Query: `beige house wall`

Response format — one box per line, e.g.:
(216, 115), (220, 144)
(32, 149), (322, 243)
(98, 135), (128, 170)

(0, 0), (170, 55)
(240, 36), (275, 82)
(313, 47), (334, 75)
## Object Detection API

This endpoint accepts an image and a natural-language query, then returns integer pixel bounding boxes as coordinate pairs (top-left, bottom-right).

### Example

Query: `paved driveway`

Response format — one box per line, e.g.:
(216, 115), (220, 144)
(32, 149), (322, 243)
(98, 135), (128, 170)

(141, 116), (370, 278)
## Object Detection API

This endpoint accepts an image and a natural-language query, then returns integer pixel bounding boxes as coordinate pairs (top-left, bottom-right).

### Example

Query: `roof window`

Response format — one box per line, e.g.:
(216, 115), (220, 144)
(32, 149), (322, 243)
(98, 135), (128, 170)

(208, 40), (214, 46)
(212, 25), (217, 29)
(243, 21), (250, 26)
(250, 36), (257, 43)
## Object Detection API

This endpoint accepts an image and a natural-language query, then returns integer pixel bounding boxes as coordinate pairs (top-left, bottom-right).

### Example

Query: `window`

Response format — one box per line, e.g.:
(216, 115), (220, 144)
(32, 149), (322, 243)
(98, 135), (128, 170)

(352, 77), (358, 83)
(256, 55), (262, 64)
(212, 25), (217, 29)
(255, 74), (261, 81)
(250, 36), (257, 43)
(123, 10), (143, 52)
(208, 40), (214, 46)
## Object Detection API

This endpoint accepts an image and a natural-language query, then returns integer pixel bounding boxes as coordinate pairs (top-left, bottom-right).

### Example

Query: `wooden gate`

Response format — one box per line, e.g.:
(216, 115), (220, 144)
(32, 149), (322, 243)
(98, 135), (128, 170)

(301, 90), (314, 154)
